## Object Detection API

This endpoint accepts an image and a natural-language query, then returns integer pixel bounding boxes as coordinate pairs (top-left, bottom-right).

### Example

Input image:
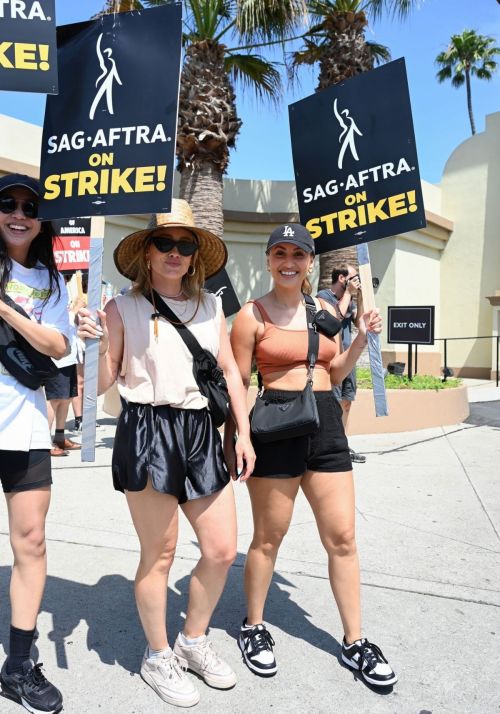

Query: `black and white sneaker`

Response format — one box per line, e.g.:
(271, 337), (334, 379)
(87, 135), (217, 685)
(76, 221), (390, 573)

(238, 620), (277, 677)
(0, 659), (63, 713)
(341, 637), (397, 687)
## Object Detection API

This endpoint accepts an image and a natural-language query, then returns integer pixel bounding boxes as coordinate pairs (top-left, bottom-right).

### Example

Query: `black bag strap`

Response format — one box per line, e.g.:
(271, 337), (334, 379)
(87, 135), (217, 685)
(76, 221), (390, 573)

(144, 290), (207, 362)
(257, 294), (319, 391)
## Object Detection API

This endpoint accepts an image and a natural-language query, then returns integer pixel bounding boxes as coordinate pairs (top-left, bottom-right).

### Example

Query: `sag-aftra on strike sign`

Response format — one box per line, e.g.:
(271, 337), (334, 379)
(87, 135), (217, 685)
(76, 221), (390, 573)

(0, 0), (58, 94)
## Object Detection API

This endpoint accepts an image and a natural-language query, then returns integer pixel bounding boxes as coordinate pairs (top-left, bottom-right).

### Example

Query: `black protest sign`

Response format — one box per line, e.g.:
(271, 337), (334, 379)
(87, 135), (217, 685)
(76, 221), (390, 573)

(39, 4), (182, 220)
(387, 306), (435, 345)
(0, 0), (58, 94)
(289, 59), (426, 254)
(205, 269), (241, 318)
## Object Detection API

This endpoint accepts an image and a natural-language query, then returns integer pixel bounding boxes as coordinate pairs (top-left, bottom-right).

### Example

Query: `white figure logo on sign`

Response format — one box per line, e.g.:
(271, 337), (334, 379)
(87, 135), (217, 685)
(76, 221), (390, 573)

(89, 34), (123, 120)
(333, 99), (363, 170)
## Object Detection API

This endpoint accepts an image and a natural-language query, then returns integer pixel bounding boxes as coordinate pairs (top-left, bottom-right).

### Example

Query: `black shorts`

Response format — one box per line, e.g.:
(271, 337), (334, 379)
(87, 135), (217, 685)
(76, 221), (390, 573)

(112, 402), (230, 504)
(0, 450), (52, 493)
(333, 367), (357, 402)
(252, 391), (352, 478)
(44, 364), (78, 400)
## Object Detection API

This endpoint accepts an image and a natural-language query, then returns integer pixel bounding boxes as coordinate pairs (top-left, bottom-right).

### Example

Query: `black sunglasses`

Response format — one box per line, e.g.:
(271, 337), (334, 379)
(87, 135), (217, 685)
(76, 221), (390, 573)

(0, 195), (38, 219)
(150, 236), (198, 257)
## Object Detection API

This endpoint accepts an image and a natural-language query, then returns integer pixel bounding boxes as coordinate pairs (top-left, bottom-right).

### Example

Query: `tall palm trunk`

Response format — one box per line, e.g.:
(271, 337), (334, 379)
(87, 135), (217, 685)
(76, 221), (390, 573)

(177, 41), (241, 240)
(465, 67), (476, 135)
(317, 10), (372, 288)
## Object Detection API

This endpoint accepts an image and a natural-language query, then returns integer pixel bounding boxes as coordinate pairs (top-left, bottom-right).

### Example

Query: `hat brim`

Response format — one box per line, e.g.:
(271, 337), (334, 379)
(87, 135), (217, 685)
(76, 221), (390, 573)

(114, 222), (228, 281)
(267, 238), (315, 254)
(0, 180), (39, 196)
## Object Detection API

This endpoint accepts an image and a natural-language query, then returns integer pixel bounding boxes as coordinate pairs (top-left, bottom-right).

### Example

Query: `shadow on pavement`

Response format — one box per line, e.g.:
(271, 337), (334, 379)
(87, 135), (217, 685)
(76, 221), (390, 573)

(0, 552), (341, 674)
(464, 401), (500, 428)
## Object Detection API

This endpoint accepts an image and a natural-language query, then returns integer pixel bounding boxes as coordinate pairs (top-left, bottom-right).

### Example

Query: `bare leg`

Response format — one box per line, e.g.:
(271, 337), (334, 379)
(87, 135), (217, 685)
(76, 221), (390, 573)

(340, 399), (352, 431)
(72, 363), (84, 421)
(301, 470), (361, 643)
(181, 484), (237, 638)
(126, 481), (179, 650)
(6, 487), (51, 630)
(244, 477), (300, 625)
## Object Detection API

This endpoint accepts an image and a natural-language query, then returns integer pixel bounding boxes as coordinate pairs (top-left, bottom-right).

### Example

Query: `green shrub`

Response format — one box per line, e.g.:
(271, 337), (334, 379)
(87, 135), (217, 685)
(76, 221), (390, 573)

(356, 367), (461, 390)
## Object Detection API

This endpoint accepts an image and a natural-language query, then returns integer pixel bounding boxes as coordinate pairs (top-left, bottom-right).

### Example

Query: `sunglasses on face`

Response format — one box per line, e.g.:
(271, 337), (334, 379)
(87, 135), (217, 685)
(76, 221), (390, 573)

(150, 236), (198, 256)
(0, 195), (39, 219)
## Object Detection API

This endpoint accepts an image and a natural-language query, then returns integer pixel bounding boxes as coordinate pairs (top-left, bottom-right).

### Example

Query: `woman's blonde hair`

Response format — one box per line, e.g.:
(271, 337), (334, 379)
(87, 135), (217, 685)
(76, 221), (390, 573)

(129, 235), (206, 299)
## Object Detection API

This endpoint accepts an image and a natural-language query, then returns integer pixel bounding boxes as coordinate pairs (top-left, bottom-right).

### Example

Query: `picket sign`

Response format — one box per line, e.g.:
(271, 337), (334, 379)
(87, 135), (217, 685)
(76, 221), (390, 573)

(81, 216), (105, 462)
(356, 242), (388, 417)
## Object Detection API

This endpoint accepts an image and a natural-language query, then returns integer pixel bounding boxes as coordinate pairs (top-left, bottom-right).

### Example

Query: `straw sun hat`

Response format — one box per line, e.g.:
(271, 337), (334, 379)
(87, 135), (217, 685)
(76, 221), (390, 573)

(113, 199), (228, 281)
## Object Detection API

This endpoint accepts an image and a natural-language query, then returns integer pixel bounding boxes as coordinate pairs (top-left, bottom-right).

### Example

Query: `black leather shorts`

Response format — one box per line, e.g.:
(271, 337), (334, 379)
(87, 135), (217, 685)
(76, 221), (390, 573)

(252, 390), (352, 478)
(112, 402), (230, 504)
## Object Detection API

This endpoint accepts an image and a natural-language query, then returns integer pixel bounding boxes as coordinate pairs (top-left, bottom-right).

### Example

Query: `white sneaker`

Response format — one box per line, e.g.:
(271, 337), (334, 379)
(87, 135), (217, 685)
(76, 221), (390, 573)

(140, 648), (200, 707)
(174, 634), (237, 689)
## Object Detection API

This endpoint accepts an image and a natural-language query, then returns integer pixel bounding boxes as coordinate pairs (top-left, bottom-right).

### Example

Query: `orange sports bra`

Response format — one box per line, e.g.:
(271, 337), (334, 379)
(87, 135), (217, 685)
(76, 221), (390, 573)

(249, 299), (338, 377)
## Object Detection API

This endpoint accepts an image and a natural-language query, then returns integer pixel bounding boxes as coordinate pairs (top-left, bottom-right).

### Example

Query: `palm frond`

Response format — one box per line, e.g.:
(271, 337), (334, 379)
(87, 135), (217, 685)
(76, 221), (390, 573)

(366, 40), (390, 64)
(224, 52), (282, 102)
(236, 0), (308, 44)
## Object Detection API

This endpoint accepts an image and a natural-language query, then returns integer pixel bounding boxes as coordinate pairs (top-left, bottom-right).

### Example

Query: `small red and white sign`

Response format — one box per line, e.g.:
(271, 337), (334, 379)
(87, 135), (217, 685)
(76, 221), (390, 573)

(52, 218), (91, 271)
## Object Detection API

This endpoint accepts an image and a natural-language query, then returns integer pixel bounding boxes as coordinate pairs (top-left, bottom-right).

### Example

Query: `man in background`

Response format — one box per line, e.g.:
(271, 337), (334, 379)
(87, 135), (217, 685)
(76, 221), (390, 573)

(317, 264), (366, 464)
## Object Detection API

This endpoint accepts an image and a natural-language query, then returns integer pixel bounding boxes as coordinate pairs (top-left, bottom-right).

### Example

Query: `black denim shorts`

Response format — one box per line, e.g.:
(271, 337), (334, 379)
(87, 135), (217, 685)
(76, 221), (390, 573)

(252, 390), (352, 478)
(0, 450), (52, 493)
(44, 364), (78, 400)
(112, 402), (230, 504)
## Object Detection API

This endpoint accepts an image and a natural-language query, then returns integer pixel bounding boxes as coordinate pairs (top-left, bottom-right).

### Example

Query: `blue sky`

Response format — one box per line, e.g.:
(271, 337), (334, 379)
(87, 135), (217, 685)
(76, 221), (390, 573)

(1, 0), (499, 185)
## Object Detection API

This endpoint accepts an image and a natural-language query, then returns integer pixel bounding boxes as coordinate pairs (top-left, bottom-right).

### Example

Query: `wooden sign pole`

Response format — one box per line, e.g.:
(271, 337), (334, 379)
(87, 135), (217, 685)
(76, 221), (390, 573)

(356, 242), (388, 417)
(81, 216), (105, 462)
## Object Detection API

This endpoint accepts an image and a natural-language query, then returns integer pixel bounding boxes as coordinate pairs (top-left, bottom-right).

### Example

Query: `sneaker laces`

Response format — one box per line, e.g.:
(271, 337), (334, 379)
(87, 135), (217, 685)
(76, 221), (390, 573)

(358, 641), (388, 673)
(244, 627), (275, 655)
(199, 640), (221, 670)
(157, 653), (186, 682)
(25, 663), (48, 691)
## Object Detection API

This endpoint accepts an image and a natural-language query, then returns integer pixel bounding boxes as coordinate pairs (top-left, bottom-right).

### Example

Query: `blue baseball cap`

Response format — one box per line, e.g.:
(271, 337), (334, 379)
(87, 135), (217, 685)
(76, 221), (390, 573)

(0, 173), (40, 196)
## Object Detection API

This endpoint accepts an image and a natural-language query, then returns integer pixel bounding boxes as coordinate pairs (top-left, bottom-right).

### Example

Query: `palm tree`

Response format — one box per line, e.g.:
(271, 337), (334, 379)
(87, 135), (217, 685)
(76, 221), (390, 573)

(99, 1), (307, 239)
(291, 0), (418, 289)
(435, 29), (500, 136)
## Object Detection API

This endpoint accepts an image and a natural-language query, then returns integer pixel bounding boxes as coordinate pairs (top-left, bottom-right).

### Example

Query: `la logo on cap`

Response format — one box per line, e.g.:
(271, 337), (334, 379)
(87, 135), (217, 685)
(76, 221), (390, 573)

(283, 225), (294, 237)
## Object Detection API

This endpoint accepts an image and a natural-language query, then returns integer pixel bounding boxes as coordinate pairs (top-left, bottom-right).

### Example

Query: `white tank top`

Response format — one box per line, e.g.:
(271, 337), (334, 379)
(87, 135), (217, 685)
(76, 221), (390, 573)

(114, 291), (223, 409)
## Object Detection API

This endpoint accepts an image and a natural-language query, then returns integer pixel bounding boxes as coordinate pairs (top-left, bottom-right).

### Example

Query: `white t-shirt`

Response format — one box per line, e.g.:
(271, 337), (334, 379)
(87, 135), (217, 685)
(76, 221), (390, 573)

(0, 260), (71, 451)
(53, 283), (77, 369)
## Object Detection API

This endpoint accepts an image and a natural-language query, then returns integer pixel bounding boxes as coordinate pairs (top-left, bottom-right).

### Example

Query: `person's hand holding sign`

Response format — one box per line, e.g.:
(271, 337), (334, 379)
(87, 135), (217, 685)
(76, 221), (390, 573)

(357, 308), (382, 338)
(77, 307), (108, 354)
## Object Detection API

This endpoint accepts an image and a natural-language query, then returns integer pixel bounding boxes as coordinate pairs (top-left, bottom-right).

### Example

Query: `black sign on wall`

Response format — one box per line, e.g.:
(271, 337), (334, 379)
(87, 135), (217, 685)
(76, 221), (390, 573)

(289, 58), (426, 254)
(205, 268), (241, 318)
(39, 3), (182, 220)
(0, 0), (58, 94)
(387, 306), (435, 345)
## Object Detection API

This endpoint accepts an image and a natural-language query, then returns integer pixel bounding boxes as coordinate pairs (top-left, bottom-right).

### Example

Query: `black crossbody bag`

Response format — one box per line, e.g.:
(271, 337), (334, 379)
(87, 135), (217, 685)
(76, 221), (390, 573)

(0, 294), (59, 390)
(250, 294), (320, 443)
(145, 290), (230, 428)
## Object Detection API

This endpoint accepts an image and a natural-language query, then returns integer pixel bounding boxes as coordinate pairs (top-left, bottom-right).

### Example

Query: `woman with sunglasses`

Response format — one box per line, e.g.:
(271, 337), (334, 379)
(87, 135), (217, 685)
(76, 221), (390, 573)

(78, 199), (255, 708)
(226, 224), (397, 689)
(0, 174), (69, 713)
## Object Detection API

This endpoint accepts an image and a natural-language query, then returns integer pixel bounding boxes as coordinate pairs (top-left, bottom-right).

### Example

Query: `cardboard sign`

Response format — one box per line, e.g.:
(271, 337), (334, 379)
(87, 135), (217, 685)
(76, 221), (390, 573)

(205, 268), (241, 318)
(387, 306), (435, 345)
(52, 217), (91, 270)
(0, 0), (58, 94)
(39, 4), (182, 220)
(289, 59), (426, 253)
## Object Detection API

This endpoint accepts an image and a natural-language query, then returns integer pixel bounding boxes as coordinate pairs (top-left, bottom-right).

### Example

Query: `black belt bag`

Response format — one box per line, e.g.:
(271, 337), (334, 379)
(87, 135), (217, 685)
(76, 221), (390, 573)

(0, 294), (59, 390)
(145, 290), (230, 428)
(251, 294), (320, 443)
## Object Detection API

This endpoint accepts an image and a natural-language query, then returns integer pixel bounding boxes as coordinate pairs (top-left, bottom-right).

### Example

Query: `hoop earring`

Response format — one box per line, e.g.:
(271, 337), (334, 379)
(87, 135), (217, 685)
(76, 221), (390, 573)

(187, 265), (196, 277)
(146, 260), (151, 270)
(308, 266), (313, 274)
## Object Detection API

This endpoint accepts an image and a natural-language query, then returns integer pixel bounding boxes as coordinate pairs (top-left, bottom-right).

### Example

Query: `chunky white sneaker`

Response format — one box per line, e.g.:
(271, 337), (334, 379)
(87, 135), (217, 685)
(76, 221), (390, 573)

(342, 637), (397, 687)
(140, 648), (200, 707)
(174, 635), (237, 689)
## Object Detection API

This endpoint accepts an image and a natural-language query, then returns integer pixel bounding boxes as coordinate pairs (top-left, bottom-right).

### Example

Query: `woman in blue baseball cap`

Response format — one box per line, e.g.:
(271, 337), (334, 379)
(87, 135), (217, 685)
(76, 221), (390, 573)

(226, 223), (397, 689)
(0, 174), (68, 713)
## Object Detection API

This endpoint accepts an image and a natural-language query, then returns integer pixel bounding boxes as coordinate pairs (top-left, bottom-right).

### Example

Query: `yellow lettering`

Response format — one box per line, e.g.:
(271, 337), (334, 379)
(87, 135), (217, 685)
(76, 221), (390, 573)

(15, 43), (37, 70)
(43, 175), (61, 200)
(305, 218), (322, 239)
(135, 166), (156, 192)
(388, 193), (408, 217)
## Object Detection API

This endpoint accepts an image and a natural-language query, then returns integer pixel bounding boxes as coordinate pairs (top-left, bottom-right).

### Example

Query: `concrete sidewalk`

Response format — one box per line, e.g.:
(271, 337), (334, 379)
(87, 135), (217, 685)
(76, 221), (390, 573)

(1, 401), (499, 714)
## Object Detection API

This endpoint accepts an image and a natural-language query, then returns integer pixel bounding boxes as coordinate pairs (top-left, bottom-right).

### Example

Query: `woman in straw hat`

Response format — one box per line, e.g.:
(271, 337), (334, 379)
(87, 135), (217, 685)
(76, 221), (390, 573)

(78, 199), (255, 708)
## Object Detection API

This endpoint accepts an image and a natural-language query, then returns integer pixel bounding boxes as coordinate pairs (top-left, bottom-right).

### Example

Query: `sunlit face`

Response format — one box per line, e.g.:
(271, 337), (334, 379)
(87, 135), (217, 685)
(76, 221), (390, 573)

(145, 226), (198, 281)
(267, 242), (314, 288)
(0, 187), (41, 252)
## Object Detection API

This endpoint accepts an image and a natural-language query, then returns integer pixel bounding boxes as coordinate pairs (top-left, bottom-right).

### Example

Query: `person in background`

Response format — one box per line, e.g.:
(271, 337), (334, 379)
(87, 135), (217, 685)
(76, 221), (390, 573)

(45, 273), (81, 455)
(71, 272), (87, 433)
(0, 174), (68, 714)
(317, 264), (366, 464)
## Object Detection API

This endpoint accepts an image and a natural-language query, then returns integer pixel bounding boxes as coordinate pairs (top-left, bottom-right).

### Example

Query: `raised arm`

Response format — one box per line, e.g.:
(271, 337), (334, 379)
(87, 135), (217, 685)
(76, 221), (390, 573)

(77, 298), (124, 395)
